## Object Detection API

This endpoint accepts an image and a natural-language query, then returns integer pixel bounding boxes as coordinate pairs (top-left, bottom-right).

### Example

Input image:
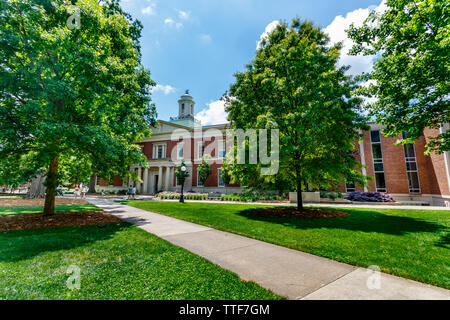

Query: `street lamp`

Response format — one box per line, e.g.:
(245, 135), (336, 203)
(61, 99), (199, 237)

(179, 165), (187, 203)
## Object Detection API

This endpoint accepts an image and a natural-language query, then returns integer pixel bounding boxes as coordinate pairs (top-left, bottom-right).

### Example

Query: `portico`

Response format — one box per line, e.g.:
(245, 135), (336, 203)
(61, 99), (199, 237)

(133, 163), (175, 195)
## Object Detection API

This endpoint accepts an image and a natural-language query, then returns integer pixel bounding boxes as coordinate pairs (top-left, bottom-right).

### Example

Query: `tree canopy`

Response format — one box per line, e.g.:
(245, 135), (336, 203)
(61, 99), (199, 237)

(347, 0), (449, 153)
(0, 0), (157, 214)
(225, 19), (368, 210)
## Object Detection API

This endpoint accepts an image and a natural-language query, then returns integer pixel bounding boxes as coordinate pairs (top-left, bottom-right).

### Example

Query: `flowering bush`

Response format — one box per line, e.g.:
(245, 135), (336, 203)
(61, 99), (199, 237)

(345, 191), (395, 202)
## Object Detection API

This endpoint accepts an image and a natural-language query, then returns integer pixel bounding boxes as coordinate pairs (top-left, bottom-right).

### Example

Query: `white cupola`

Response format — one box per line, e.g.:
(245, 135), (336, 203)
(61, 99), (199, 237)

(178, 90), (195, 119)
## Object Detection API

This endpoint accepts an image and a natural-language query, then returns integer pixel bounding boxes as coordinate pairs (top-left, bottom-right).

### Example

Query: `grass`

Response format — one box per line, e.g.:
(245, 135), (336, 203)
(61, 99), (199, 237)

(0, 194), (26, 198)
(0, 204), (100, 216)
(123, 201), (450, 289)
(0, 222), (281, 299)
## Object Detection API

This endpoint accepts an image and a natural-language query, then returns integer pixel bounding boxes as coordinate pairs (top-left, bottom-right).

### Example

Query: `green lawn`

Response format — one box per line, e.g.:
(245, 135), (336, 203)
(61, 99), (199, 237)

(0, 194), (26, 198)
(0, 222), (281, 299)
(0, 204), (100, 216)
(123, 201), (450, 289)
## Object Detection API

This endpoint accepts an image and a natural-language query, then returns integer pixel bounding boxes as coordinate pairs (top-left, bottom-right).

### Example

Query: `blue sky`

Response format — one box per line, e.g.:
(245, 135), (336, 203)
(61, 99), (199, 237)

(120, 0), (386, 124)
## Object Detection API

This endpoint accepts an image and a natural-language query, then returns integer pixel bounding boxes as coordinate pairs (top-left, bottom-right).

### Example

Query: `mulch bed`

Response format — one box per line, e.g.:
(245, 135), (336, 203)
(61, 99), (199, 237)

(245, 207), (350, 219)
(0, 211), (123, 231)
(0, 198), (88, 207)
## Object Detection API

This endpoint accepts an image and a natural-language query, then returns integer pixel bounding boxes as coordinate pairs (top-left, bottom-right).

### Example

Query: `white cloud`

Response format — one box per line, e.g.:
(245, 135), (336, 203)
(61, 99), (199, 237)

(177, 10), (191, 20)
(198, 34), (212, 44)
(152, 84), (176, 95)
(257, 20), (280, 50)
(196, 100), (228, 125)
(164, 18), (183, 29)
(141, 1), (156, 15)
(324, 0), (387, 75)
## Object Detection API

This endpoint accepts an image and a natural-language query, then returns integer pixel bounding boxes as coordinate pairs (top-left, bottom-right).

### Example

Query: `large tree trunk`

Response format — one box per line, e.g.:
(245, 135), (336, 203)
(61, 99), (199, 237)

(43, 157), (59, 216)
(296, 179), (303, 211)
(88, 175), (96, 194)
(26, 173), (46, 199)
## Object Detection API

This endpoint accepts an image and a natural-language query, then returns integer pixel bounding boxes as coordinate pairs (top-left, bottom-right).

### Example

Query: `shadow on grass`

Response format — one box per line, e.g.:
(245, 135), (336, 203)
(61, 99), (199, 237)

(236, 208), (448, 237)
(0, 222), (132, 263)
(435, 233), (450, 249)
(0, 204), (100, 216)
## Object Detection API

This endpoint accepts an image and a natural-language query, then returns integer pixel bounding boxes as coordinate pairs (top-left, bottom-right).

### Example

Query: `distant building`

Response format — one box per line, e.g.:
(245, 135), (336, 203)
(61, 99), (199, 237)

(97, 92), (450, 206)
(97, 91), (240, 195)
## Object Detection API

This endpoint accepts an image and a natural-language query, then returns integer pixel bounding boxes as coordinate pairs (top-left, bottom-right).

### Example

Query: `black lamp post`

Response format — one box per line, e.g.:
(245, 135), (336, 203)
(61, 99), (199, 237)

(179, 165), (187, 203)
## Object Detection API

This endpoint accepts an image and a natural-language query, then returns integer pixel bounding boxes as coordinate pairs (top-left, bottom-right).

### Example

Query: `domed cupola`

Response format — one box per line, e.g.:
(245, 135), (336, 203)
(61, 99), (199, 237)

(178, 90), (195, 119)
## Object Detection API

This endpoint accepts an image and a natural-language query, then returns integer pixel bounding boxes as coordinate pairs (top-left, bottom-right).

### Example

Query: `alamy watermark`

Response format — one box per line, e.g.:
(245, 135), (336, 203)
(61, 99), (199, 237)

(169, 127), (279, 175)
(366, 265), (381, 290)
(66, 265), (81, 290)
(67, 6), (81, 30)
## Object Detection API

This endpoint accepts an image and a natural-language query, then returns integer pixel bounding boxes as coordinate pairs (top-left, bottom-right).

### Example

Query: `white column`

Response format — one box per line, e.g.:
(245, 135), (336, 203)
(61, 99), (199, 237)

(136, 167), (142, 192)
(143, 167), (149, 194)
(165, 166), (170, 191)
(158, 166), (162, 191)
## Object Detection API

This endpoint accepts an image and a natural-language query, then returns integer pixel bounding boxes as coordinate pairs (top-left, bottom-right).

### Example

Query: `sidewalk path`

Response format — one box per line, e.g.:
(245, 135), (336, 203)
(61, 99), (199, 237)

(86, 197), (450, 300)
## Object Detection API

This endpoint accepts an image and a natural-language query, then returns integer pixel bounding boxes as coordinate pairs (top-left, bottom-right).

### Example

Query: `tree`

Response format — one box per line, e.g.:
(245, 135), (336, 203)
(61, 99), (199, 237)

(0, 0), (156, 215)
(88, 175), (97, 194)
(347, 0), (449, 154)
(225, 19), (368, 211)
(197, 155), (212, 188)
(59, 155), (92, 187)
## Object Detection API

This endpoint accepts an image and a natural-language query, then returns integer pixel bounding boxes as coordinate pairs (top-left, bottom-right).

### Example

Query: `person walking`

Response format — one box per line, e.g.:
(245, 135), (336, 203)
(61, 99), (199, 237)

(74, 185), (80, 199)
(81, 185), (87, 199)
(127, 185), (133, 200)
(131, 186), (136, 200)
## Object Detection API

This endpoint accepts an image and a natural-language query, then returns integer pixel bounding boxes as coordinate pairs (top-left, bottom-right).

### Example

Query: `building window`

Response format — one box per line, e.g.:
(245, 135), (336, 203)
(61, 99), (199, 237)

(370, 130), (387, 192)
(177, 142), (184, 159)
(153, 144), (166, 159)
(198, 142), (205, 159)
(197, 170), (204, 187)
(218, 140), (226, 159)
(181, 103), (185, 114)
(218, 168), (225, 187)
(345, 182), (356, 192)
(403, 133), (421, 193)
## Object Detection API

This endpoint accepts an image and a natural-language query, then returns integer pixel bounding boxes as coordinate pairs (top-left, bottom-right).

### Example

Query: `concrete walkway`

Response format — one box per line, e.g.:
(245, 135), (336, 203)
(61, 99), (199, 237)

(86, 197), (450, 300)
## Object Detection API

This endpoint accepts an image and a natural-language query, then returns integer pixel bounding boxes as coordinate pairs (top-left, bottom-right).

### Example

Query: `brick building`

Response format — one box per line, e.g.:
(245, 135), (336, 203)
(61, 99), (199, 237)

(97, 92), (450, 206)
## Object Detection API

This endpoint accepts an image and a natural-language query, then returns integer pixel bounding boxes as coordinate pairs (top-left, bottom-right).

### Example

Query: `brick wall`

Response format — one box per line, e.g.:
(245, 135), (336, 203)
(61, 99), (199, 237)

(380, 134), (410, 194)
(423, 128), (450, 196)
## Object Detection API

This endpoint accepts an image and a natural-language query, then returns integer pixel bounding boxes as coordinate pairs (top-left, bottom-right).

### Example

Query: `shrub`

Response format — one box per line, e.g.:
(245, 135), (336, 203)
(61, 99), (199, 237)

(345, 191), (395, 203)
